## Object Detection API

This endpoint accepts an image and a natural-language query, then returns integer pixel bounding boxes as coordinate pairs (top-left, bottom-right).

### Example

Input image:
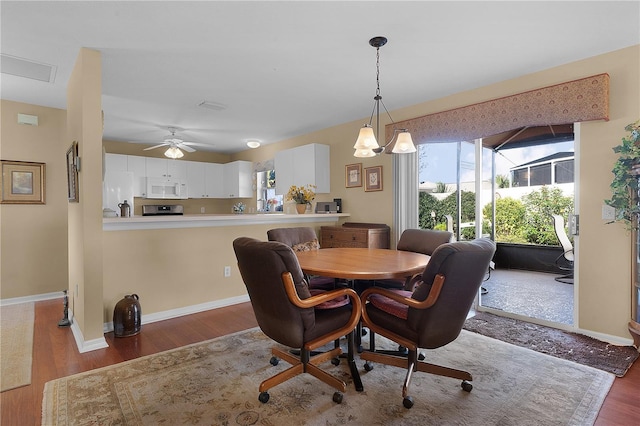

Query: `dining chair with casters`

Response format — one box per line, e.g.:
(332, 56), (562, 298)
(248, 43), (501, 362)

(369, 228), (454, 357)
(267, 227), (338, 291)
(552, 214), (574, 284)
(359, 238), (496, 409)
(233, 237), (362, 404)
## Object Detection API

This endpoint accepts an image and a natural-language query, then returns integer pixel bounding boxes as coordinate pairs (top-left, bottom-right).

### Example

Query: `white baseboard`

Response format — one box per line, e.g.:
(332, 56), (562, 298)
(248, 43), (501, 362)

(0, 291), (62, 306)
(68, 310), (109, 353)
(103, 294), (251, 333)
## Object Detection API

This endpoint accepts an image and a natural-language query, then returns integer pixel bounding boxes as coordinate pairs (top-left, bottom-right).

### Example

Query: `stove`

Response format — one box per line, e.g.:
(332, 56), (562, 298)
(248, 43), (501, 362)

(142, 204), (184, 216)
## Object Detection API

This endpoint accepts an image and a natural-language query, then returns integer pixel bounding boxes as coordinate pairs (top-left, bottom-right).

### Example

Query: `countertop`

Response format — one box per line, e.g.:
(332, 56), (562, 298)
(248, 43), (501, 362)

(103, 212), (350, 231)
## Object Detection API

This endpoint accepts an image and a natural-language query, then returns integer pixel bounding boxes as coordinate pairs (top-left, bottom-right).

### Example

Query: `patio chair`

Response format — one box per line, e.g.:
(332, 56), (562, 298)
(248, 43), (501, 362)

(552, 214), (574, 284)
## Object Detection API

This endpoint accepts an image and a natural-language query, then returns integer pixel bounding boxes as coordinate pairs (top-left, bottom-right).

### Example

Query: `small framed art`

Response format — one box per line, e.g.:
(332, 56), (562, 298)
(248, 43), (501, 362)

(0, 160), (46, 204)
(364, 165), (383, 192)
(66, 141), (79, 202)
(345, 163), (362, 188)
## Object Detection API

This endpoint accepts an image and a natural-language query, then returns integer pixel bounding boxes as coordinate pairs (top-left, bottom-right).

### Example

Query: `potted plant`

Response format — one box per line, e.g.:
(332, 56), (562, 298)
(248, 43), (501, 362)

(605, 120), (640, 230)
(285, 184), (316, 214)
(604, 119), (640, 348)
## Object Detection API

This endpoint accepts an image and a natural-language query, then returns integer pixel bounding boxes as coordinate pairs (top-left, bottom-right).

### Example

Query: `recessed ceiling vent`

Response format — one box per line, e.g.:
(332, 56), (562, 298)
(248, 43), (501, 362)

(197, 100), (227, 111)
(1, 54), (57, 83)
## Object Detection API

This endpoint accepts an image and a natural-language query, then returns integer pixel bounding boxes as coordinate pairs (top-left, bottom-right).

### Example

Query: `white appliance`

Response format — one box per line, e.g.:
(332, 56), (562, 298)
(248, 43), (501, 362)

(103, 171), (135, 216)
(145, 177), (188, 199)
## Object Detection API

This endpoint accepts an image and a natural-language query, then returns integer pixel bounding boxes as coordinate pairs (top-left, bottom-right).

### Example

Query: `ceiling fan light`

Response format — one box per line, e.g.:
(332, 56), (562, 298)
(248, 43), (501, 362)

(391, 131), (417, 153)
(353, 125), (379, 150)
(165, 146), (184, 159)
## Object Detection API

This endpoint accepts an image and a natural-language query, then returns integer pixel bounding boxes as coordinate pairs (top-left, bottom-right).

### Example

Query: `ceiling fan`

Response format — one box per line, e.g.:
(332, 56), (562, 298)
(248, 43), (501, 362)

(143, 127), (198, 158)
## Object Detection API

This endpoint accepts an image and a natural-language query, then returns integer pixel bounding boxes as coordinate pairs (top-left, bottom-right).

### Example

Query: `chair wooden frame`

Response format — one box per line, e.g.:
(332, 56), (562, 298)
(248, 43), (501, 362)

(259, 271), (362, 398)
(360, 274), (474, 405)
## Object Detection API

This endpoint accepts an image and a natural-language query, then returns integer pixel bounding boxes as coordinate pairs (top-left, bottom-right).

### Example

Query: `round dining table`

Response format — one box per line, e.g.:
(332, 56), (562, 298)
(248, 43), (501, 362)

(294, 247), (430, 392)
(295, 247), (430, 281)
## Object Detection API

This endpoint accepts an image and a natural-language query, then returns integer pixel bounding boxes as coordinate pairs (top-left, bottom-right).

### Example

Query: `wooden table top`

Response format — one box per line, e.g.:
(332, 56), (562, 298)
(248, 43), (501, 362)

(295, 248), (430, 280)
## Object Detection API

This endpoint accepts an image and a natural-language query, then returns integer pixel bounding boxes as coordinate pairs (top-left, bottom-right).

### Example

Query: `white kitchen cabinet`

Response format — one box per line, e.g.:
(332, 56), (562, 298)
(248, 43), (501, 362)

(223, 160), (252, 198)
(275, 143), (330, 194)
(145, 157), (187, 179)
(186, 161), (224, 198)
(127, 155), (147, 197)
(104, 153), (128, 173)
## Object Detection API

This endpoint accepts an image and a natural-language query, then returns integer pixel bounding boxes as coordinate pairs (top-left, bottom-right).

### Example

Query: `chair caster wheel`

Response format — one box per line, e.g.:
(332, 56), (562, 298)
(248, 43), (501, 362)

(331, 357), (340, 366)
(398, 345), (408, 355)
(270, 356), (279, 366)
(418, 352), (425, 361)
(361, 328), (368, 336)
(461, 380), (473, 392)
(364, 361), (374, 372)
(333, 391), (343, 404)
(403, 396), (414, 409)
(258, 392), (270, 403)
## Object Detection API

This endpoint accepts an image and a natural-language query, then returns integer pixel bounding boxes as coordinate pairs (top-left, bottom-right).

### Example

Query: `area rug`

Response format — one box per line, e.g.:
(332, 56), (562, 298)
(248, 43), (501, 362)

(0, 302), (35, 392)
(42, 327), (613, 425)
(464, 311), (639, 377)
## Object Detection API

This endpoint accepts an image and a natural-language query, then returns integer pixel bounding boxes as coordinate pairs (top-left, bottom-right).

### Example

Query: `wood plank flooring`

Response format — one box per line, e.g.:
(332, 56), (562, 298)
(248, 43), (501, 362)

(1, 299), (638, 425)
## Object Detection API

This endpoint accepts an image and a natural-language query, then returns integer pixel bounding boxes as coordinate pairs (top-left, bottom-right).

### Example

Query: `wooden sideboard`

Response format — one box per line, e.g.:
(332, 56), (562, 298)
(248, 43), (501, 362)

(320, 222), (390, 249)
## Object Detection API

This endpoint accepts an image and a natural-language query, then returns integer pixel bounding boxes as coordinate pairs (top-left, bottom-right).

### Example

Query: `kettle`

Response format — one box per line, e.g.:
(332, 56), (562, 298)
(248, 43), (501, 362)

(118, 200), (131, 217)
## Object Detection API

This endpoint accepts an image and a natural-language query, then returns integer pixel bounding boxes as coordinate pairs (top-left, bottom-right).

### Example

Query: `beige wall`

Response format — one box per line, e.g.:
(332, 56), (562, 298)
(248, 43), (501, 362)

(2, 45), (638, 342)
(0, 101), (68, 299)
(66, 48), (104, 342)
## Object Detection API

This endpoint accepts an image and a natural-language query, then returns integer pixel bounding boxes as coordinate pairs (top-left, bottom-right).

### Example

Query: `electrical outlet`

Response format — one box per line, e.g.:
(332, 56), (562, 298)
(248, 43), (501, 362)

(602, 204), (616, 221)
(200, 207), (205, 214)
(75, 284), (79, 297)
(224, 266), (231, 277)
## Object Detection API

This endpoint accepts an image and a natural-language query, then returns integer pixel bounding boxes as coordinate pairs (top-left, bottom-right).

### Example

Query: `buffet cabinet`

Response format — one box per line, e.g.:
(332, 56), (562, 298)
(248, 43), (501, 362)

(320, 222), (390, 249)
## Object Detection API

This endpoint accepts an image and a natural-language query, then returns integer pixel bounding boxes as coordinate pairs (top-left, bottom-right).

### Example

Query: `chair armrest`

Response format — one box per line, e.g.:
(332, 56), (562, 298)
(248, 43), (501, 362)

(361, 273), (445, 310)
(281, 271), (362, 349)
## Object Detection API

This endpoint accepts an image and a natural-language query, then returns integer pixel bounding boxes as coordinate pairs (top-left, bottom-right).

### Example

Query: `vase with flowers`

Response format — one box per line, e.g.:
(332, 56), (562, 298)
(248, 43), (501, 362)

(285, 184), (316, 214)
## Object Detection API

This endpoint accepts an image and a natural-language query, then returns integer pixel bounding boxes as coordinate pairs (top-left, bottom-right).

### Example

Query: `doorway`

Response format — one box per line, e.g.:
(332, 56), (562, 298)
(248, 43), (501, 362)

(417, 131), (576, 326)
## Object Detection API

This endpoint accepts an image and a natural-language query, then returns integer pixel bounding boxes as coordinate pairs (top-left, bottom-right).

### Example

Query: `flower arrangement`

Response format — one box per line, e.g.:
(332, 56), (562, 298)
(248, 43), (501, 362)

(285, 184), (316, 205)
(232, 202), (245, 214)
(267, 198), (279, 206)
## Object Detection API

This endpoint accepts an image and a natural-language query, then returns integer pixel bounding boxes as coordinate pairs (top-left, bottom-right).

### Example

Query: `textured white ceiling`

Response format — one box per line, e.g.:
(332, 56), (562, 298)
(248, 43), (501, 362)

(1, 1), (638, 154)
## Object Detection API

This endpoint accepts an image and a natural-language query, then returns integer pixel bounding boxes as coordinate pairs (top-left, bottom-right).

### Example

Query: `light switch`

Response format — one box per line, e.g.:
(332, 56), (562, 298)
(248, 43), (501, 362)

(602, 204), (616, 221)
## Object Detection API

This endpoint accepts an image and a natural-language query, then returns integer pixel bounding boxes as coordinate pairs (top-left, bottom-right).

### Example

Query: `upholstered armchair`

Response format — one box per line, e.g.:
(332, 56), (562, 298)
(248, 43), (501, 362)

(233, 237), (362, 404)
(359, 238), (496, 408)
(267, 227), (337, 290)
(375, 228), (454, 291)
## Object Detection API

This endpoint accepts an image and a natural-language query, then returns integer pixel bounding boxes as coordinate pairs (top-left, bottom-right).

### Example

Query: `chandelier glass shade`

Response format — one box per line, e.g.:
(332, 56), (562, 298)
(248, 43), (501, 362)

(165, 146), (184, 159)
(354, 36), (416, 158)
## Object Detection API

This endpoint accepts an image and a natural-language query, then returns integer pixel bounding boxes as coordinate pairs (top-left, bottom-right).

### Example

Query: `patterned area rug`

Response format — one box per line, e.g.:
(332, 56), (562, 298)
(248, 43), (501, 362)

(464, 312), (639, 377)
(0, 302), (35, 392)
(42, 327), (613, 425)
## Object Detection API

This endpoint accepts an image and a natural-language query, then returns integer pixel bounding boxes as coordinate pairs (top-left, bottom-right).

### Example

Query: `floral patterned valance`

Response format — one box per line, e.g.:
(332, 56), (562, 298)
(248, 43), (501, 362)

(387, 73), (609, 144)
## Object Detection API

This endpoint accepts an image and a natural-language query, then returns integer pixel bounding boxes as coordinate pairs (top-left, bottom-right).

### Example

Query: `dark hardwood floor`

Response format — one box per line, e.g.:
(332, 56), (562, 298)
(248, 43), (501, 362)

(1, 299), (638, 425)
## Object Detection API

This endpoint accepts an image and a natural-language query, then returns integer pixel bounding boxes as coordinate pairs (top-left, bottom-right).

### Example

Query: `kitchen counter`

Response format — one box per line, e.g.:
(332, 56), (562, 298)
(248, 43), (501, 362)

(103, 212), (350, 231)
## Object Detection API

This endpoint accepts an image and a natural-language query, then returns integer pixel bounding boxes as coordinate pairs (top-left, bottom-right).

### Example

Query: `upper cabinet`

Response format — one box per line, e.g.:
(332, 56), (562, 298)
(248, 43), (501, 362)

(187, 161), (224, 198)
(275, 143), (330, 194)
(104, 153), (146, 196)
(223, 160), (253, 198)
(145, 157), (187, 180)
(104, 154), (251, 199)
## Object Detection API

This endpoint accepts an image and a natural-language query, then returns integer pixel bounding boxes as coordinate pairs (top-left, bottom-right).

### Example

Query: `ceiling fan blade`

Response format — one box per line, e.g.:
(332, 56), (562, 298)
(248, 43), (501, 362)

(143, 143), (170, 151)
(178, 144), (196, 153)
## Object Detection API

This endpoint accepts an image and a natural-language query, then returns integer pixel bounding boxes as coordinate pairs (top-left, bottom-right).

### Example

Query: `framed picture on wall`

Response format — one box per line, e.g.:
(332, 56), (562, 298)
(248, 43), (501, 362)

(345, 163), (362, 188)
(364, 165), (383, 192)
(66, 141), (79, 202)
(0, 160), (46, 204)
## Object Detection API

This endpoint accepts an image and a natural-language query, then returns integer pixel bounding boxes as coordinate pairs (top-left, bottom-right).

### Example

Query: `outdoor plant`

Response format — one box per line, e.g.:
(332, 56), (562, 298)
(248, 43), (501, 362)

(605, 120), (640, 230)
(285, 184), (316, 205)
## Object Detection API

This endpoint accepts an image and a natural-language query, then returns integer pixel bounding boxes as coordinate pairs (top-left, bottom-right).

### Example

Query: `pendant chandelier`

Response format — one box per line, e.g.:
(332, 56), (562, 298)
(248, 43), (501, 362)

(353, 36), (416, 158)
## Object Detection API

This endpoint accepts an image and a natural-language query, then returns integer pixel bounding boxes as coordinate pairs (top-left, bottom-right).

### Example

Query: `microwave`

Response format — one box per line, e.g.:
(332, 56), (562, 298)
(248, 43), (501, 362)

(145, 177), (188, 199)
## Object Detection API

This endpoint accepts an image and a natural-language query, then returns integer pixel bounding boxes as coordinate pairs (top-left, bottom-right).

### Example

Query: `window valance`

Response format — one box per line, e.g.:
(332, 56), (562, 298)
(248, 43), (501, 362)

(387, 73), (609, 147)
